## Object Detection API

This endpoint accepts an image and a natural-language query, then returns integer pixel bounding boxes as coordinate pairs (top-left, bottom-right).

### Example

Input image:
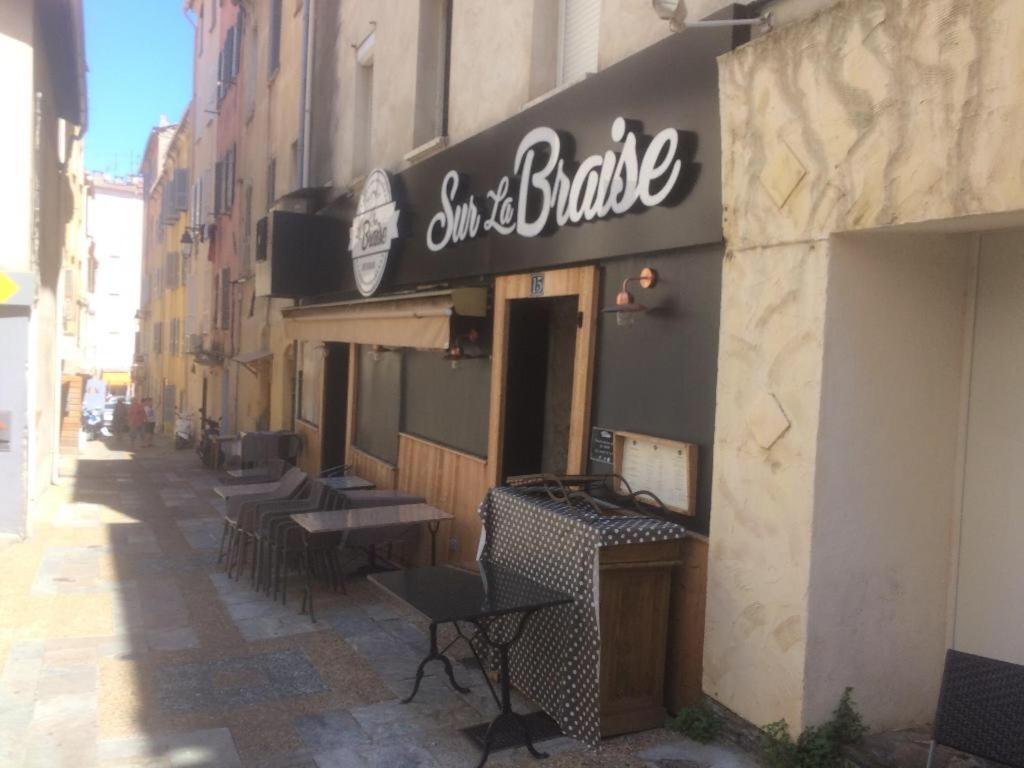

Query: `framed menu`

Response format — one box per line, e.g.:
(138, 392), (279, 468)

(612, 431), (698, 515)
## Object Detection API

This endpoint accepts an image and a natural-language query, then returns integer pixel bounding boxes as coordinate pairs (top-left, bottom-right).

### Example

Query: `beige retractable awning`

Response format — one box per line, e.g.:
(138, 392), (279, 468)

(282, 287), (487, 350)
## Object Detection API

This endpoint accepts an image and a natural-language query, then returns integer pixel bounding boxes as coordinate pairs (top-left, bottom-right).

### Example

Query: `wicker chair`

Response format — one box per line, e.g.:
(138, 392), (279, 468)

(928, 649), (1024, 768)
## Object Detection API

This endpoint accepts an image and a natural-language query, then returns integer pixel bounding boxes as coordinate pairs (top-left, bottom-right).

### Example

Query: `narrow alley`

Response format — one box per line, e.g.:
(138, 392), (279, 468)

(0, 436), (748, 768)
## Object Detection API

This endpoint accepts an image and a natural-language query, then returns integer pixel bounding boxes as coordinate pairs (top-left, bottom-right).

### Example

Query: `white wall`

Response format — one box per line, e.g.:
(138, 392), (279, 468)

(805, 233), (971, 728)
(953, 228), (1024, 666)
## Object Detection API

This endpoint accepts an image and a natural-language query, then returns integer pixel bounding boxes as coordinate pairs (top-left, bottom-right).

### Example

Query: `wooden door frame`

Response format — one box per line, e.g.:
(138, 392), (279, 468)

(486, 265), (600, 486)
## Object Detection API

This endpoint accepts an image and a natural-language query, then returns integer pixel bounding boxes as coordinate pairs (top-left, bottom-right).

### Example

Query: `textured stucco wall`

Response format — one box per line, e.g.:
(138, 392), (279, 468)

(708, 0), (1024, 732)
(806, 233), (971, 729)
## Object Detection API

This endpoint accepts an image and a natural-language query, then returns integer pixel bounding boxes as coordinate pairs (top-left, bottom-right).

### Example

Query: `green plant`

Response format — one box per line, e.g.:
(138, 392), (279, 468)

(759, 688), (867, 768)
(668, 702), (722, 743)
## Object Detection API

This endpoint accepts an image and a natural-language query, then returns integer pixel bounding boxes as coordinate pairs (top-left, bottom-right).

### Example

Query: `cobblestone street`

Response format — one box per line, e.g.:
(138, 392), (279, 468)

(0, 437), (746, 768)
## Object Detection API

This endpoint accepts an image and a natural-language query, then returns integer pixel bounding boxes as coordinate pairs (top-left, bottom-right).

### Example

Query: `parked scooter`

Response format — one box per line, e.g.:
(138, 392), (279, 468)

(82, 407), (104, 441)
(197, 414), (222, 468)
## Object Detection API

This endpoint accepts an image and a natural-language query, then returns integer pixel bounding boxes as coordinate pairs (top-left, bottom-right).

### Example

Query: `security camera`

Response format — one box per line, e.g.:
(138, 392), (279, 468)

(651, 0), (771, 32)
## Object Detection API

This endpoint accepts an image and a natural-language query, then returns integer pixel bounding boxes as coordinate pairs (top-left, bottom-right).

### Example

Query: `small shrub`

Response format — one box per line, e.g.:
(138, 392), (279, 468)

(759, 688), (866, 768)
(668, 702), (722, 743)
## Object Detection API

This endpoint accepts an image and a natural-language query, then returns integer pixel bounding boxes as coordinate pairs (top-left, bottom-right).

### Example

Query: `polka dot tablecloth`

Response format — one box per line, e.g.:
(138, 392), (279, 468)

(476, 486), (687, 747)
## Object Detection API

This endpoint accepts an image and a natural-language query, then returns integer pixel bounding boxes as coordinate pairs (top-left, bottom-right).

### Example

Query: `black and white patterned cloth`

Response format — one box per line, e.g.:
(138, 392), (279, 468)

(476, 486), (686, 747)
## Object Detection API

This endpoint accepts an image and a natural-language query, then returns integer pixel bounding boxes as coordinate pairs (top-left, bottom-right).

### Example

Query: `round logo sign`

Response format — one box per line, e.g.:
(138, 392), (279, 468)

(348, 168), (400, 297)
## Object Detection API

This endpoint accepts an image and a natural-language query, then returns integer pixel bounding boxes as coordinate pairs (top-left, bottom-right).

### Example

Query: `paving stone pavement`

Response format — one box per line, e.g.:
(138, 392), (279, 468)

(0, 436), (721, 768)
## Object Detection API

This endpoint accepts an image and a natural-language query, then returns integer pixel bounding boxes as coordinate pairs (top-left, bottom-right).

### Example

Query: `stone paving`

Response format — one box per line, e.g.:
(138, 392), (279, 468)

(0, 436), (756, 768)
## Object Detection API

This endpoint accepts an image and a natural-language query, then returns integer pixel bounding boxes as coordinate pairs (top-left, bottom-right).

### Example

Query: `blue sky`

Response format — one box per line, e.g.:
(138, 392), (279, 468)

(83, 0), (194, 176)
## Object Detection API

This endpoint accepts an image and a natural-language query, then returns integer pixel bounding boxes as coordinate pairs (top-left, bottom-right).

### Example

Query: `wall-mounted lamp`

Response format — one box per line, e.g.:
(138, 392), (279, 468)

(601, 267), (658, 326)
(369, 344), (394, 362)
(443, 329), (484, 369)
(180, 225), (206, 258)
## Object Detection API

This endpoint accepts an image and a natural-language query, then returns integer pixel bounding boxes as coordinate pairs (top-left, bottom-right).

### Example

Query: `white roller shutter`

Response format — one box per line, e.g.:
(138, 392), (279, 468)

(558, 0), (601, 85)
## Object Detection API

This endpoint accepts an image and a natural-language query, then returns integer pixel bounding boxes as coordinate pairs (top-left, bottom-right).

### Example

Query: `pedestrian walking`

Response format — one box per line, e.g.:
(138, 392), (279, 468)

(128, 399), (146, 449)
(143, 398), (156, 447)
(112, 398), (129, 444)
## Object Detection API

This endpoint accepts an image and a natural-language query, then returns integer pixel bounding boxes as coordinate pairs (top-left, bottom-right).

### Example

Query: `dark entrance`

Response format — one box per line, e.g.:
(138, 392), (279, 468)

(500, 296), (578, 479)
(320, 342), (350, 471)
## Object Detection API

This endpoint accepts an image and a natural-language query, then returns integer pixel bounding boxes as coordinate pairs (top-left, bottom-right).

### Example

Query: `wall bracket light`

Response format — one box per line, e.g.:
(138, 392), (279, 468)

(601, 267), (658, 326)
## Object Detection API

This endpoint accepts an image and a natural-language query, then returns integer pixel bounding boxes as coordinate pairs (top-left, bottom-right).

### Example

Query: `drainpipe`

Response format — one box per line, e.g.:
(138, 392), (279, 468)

(298, 0), (315, 187)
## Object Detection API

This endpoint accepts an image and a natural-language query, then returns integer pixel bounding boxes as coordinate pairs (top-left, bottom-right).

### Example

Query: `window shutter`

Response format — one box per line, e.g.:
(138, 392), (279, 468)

(268, 0), (282, 76)
(232, 21), (242, 78)
(559, 0), (601, 85)
(173, 169), (189, 211)
(220, 267), (231, 330)
(214, 161), (223, 215)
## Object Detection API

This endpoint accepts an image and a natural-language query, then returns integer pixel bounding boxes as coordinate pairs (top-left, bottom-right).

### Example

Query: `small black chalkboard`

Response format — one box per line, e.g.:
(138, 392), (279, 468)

(589, 427), (614, 464)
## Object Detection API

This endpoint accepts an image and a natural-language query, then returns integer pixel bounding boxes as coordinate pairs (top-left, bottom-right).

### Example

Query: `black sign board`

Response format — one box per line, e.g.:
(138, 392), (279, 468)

(589, 427), (614, 465)
(324, 15), (742, 298)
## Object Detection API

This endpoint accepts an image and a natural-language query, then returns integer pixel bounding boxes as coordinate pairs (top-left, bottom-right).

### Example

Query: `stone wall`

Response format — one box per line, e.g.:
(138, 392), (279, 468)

(706, 0), (1024, 733)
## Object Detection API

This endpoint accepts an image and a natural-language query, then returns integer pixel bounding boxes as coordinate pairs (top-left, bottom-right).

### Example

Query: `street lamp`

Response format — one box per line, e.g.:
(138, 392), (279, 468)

(179, 229), (194, 258)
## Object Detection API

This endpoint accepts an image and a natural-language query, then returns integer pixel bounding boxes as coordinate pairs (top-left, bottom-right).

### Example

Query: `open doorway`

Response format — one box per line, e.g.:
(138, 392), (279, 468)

(320, 343), (350, 471)
(502, 296), (578, 477)
(488, 265), (599, 485)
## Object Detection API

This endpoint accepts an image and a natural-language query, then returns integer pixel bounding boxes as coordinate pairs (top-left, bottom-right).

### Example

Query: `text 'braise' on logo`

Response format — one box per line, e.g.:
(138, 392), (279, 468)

(426, 117), (691, 252)
(348, 168), (400, 297)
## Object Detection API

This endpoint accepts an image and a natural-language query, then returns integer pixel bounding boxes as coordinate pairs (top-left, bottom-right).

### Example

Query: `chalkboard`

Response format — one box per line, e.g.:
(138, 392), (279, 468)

(589, 427), (614, 464)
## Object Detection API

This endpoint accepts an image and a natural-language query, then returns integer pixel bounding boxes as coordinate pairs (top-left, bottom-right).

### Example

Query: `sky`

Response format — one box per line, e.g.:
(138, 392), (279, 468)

(83, 0), (194, 177)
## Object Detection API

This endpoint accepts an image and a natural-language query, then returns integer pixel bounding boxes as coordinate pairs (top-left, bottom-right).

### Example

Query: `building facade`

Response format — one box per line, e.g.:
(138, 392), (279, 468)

(136, 0), (1024, 745)
(0, 0), (87, 536)
(138, 112), (192, 432)
(85, 174), (143, 393)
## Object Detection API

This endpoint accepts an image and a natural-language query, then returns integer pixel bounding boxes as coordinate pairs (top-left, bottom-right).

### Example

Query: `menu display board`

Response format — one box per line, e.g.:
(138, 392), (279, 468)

(612, 431), (697, 515)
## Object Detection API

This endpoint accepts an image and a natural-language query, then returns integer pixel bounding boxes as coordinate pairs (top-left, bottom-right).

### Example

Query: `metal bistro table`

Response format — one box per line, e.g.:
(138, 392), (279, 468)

(370, 564), (574, 768)
(213, 480), (282, 499)
(320, 475), (375, 492)
(289, 503), (453, 621)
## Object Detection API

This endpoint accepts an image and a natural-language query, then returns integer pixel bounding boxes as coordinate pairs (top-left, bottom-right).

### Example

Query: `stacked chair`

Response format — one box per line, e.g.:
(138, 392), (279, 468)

(214, 464), (427, 618)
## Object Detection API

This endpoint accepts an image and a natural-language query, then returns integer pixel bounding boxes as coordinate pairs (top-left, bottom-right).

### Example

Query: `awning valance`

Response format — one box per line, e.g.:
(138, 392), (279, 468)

(282, 287), (486, 350)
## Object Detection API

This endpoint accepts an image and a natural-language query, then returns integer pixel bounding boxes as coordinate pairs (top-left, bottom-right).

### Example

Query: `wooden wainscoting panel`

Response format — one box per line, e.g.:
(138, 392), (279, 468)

(349, 446), (397, 491)
(295, 420), (321, 475)
(397, 433), (489, 565)
(664, 534), (709, 711)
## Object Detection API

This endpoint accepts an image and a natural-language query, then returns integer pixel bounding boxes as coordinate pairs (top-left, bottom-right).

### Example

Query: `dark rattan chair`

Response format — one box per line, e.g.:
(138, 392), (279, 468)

(928, 649), (1024, 768)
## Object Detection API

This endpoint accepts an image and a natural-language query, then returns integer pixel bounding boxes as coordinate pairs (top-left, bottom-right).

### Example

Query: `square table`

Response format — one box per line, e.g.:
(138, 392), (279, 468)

(213, 481), (281, 499)
(370, 564), (574, 768)
(289, 503), (453, 621)
(320, 475), (375, 492)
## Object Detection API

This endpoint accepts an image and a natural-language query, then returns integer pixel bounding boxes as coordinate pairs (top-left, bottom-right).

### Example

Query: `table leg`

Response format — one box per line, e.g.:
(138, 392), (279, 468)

(299, 534), (316, 623)
(403, 622), (470, 704)
(427, 520), (441, 566)
(472, 611), (547, 768)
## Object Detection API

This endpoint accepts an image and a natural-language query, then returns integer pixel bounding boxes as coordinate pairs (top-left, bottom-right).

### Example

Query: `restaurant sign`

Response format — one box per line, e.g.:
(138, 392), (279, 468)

(348, 168), (400, 296)
(426, 118), (687, 252)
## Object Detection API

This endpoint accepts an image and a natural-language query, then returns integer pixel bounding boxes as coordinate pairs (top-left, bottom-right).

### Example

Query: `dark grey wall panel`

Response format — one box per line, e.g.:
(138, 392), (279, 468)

(588, 244), (723, 535)
(354, 347), (401, 464)
(402, 350), (490, 458)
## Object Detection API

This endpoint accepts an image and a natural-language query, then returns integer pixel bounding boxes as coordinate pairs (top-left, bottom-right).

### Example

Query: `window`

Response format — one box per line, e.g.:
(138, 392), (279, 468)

(413, 0), (452, 146)
(290, 139), (300, 191)
(266, 158), (276, 211)
(220, 267), (231, 331)
(170, 318), (180, 355)
(153, 322), (163, 354)
(557, 0), (601, 85)
(215, 146), (236, 214)
(198, 5), (204, 55)
(209, 0), (216, 30)
(212, 272), (219, 327)
(296, 341), (322, 426)
(268, 0), (282, 78)
(241, 183), (253, 270)
(353, 32), (374, 177)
